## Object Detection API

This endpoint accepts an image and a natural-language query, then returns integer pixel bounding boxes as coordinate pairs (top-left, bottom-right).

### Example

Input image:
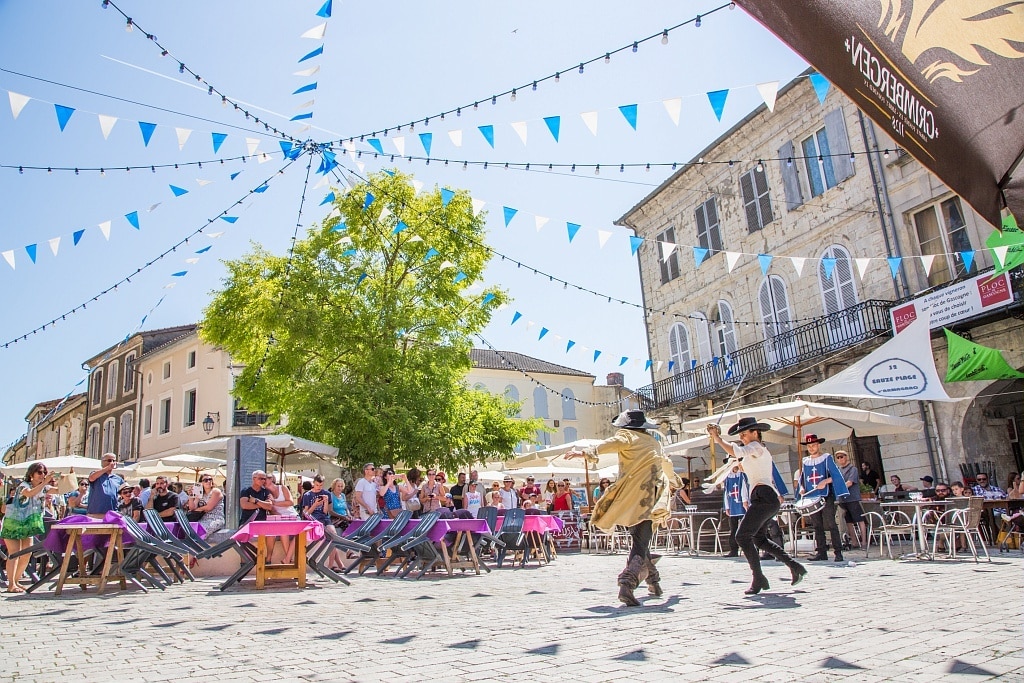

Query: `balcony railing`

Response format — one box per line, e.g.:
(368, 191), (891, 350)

(637, 299), (895, 410)
(233, 410), (271, 427)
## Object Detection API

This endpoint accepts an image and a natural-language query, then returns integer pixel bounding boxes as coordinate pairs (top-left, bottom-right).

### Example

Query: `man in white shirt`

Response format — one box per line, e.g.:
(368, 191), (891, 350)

(354, 462), (380, 520)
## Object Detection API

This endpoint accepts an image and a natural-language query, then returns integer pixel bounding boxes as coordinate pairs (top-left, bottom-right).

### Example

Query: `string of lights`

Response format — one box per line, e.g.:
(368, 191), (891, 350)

(3, 151), (278, 176)
(1, 156), (298, 349)
(0, 66), (293, 141)
(326, 2), (736, 145)
(100, 0), (301, 144)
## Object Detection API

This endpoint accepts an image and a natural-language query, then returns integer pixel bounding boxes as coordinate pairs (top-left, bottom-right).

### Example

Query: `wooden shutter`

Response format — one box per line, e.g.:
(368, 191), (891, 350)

(718, 300), (738, 354)
(777, 140), (804, 210)
(819, 246), (841, 315)
(824, 109), (854, 182)
(754, 166), (774, 227)
(740, 171), (760, 232)
(669, 323), (691, 374)
(694, 313), (712, 364)
(706, 198), (723, 252)
(695, 204), (710, 251)
(758, 280), (776, 339)
(770, 276), (792, 332)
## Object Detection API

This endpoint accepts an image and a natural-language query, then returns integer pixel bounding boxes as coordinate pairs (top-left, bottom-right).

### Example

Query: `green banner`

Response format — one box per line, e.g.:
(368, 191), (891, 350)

(944, 328), (1024, 382)
(987, 213), (1024, 276)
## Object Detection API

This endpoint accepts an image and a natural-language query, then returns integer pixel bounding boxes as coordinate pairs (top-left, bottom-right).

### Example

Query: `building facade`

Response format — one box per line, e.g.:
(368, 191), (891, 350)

(25, 393), (87, 462)
(617, 70), (1023, 484)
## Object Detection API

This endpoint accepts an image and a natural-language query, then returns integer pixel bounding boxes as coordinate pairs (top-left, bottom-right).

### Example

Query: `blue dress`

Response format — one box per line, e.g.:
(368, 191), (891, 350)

(382, 486), (402, 511)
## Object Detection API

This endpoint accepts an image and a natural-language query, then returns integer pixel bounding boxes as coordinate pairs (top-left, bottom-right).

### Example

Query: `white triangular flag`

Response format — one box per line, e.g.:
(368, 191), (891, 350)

(2, 250), (15, 269)
(725, 251), (742, 273)
(175, 127), (192, 150)
(407, 235), (424, 243)
(245, 138), (260, 156)
(48, 237), (61, 256)
(580, 111), (598, 136)
(294, 99), (315, 110)
(654, 360), (663, 372)
(756, 81), (779, 112)
(8, 91), (30, 119)
(439, 260), (455, 270)
(185, 257), (200, 264)
(294, 124), (311, 134)
(313, 176), (330, 189)
(597, 229), (612, 248)
(660, 241), (677, 263)
(338, 235), (353, 245)
(98, 221), (111, 240)
(258, 152), (271, 163)
(342, 140), (356, 160)
(534, 216), (549, 232)
(471, 198), (485, 216)
(993, 245), (1010, 268)
(98, 114), (118, 140)
(511, 121), (528, 145)
(448, 129), (463, 147)
(148, 203), (161, 212)
(393, 136), (405, 156)
(854, 257), (871, 280)
(525, 321), (535, 332)
(293, 65), (320, 77)
(196, 179), (212, 186)
(662, 98), (682, 126)
(919, 254), (936, 274)
(356, 161), (365, 172)
(163, 283), (177, 289)
(412, 179), (424, 194)
(327, 207), (341, 219)
(207, 232), (224, 238)
(790, 256), (807, 277)
(301, 23), (327, 39)
(379, 206), (391, 223)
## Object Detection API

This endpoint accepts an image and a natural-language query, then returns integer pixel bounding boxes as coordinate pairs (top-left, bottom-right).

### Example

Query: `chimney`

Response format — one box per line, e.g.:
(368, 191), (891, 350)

(606, 372), (624, 387)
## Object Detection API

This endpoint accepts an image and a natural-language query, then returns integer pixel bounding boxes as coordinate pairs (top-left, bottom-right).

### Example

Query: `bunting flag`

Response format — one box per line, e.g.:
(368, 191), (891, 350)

(629, 236), (643, 256)
(478, 125), (495, 148)
(392, 221), (408, 234)
(453, 271), (467, 284)
(54, 104), (75, 131)
(567, 222), (581, 242)
(73, 229), (85, 246)
(481, 292), (495, 306)
(660, 241), (676, 263)
(2, 250), (15, 269)
(294, 65), (320, 77)
(25, 244), (37, 263)
(440, 188), (455, 207)
(220, 216), (238, 223)
(47, 237), (60, 256)
(511, 121), (528, 145)
(597, 230), (612, 248)
(543, 116), (560, 141)
(918, 254), (935, 275)
(393, 136), (405, 156)
(424, 247), (439, 261)
(319, 192), (335, 206)
(301, 23), (327, 40)
(8, 91), (30, 119)
(808, 72), (831, 104)
(987, 215), (1024, 275)
(694, 247), (709, 267)
(125, 212), (140, 230)
(98, 221), (111, 240)
(138, 121), (156, 146)
(756, 81), (779, 112)
(245, 138), (260, 157)
(886, 256), (902, 279)
(169, 185), (189, 197)
(363, 192), (374, 209)
(175, 128), (192, 150)
(662, 98), (681, 125)
(944, 328), (1024, 382)
(471, 198), (485, 216)
(821, 257), (836, 280)
(534, 216), (549, 232)
(298, 45), (324, 62)
(448, 129), (463, 147)
(706, 90), (728, 121)
(580, 111), (598, 136)
(316, 0), (332, 18)
(619, 357), (629, 366)
(293, 82), (318, 95)
(757, 253), (773, 275)
(725, 251), (742, 273)
(211, 132), (228, 153)
(98, 114), (117, 139)
(511, 311), (522, 325)
(418, 132), (432, 156)
(539, 327), (549, 340)
(593, 350), (602, 362)
(854, 257), (871, 280)
(502, 206), (517, 227)
(618, 104), (638, 130)
(961, 250), (975, 272)
(566, 340), (575, 352)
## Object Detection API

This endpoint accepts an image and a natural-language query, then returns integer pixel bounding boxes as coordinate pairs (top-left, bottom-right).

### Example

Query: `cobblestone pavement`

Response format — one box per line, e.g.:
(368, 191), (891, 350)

(2, 549), (1022, 682)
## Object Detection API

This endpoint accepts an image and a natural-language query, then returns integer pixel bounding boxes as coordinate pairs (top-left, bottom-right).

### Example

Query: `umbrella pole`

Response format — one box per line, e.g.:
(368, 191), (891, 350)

(707, 399), (717, 471)
(584, 464), (593, 509)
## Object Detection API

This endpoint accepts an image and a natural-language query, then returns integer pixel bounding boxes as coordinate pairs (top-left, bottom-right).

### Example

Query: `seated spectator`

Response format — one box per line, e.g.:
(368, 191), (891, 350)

(117, 484), (144, 522)
(145, 476), (179, 520)
(950, 481), (968, 497)
(592, 478), (611, 502)
(66, 479), (89, 515)
(328, 479), (352, 529)
(919, 475), (936, 499)
(301, 475), (332, 526)
(1005, 472), (1021, 500)
(188, 475), (225, 534)
(971, 472), (1007, 499)
(239, 470), (275, 525)
(489, 490), (505, 510)
(173, 483), (190, 509)
(879, 474), (912, 494)
(519, 476), (541, 503)
(552, 482), (573, 512)
(671, 481), (691, 511)
(922, 483), (952, 524)
(541, 479), (556, 511)
(138, 479), (152, 506)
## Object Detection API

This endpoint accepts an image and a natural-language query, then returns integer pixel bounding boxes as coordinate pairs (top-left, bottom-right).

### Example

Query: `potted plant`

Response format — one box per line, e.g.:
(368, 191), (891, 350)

(860, 482), (875, 500)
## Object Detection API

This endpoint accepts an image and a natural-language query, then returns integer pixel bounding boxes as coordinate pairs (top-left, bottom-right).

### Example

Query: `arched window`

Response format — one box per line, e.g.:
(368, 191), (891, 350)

(533, 387), (549, 419)
(561, 389), (577, 420)
(88, 424), (100, 459)
(819, 244), (864, 344)
(668, 323), (692, 375)
(504, 384), (521, 417)
(758, 276), (796, 365)
(102, 418), (116, 454)
(563, 427), (578, 444)
(714, 300), (738, 358)
(119, 412), (134, 460)
(106, 360), (119, 402)
(692, 312), (712, 365)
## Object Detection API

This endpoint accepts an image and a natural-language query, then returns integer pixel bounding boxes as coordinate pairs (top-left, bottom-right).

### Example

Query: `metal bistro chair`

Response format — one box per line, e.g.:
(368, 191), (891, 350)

(865, 510), (916, 559)
(932, 497), (991, 563)
(695, 515), (723, 556)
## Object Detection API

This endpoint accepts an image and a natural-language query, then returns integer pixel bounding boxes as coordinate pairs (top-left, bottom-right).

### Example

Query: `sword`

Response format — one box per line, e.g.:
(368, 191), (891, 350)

(708, 373), (746, 471)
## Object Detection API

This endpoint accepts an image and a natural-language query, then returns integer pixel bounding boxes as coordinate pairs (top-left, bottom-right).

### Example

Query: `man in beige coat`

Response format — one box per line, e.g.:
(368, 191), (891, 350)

(568, 409), (678, 606)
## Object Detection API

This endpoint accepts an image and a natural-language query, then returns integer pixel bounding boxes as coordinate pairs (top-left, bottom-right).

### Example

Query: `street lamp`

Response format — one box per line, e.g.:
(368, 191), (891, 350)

(202, 411), (220, 434)
(665, 426), (678, 444)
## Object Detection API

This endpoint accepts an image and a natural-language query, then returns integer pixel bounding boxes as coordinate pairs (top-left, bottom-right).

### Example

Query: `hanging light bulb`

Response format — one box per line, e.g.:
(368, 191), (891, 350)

(100, 168), (106, 177)
(532, 81), (537, 91)
(787, 157), (793, 166)
(756, 160), (764, 173)
(578, 63), (584, 74)
(491, 95), (496, 105)
(604, 53), (610, 64)
(645, 163), (651, 172)
(47, 167), (52, 174)
(594, 165), (600, 175)
(179, 63), (185, 73)
(695, 14), (702, 27)
(883, 149), (890, 159)
(126, 18), (133, 31)
(619, 164), (624, 173)
(208, 85), (213, 95)
(632, 41), (638, 53)
(510, 89), (517, 102)
(661, 30), (669, 44)
(554, 72), (560, 83)
(571, 164), (576, 172)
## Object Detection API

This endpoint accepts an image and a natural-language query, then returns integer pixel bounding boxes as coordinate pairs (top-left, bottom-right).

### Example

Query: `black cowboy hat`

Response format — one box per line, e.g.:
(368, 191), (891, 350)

(801, 433), (826, 445)
(727, 416), (772, 436)
(611, 410), (659, 430)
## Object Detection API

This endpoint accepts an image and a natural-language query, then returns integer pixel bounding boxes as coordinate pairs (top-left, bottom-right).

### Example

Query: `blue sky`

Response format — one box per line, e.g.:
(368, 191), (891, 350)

(0, 0), (807, 448)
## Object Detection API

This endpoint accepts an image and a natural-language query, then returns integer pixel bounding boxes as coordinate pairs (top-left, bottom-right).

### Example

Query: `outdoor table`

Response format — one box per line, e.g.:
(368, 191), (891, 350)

(231, 519), (324, 589)
(980, 498), (1023, 542)
(670, 509), (718, 556)
(881, 499), (952, 560)
(520, 514), (564, 563)
(52, 522), (126, 596)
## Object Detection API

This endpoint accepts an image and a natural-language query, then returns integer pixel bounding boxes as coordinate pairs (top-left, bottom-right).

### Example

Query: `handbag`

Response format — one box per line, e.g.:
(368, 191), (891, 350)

(406, 496), (422, 512)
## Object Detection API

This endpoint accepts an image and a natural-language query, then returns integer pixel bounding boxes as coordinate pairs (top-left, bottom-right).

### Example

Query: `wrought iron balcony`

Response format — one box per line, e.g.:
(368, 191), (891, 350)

(637, 299), (895, 410)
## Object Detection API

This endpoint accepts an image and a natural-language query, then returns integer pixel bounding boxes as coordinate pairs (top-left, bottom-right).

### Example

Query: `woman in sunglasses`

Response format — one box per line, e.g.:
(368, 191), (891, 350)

(187, 475), (225, 534)
(2, 462), (57, 592)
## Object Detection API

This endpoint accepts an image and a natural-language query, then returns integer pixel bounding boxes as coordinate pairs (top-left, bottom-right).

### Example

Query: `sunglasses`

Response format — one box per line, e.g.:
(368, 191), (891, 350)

(201, 479), (213, 483)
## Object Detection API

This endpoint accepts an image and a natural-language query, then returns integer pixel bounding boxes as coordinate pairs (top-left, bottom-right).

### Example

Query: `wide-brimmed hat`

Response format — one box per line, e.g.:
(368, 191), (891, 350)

(503, 475), (515, 483)
(611, 410), (659, 430)
(801, 433), (826, 445)
(727, 416), (772, 436)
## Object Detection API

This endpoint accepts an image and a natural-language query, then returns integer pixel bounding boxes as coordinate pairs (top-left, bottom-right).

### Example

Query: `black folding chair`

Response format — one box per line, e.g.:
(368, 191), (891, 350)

(379, 512), (443, 579)
(306, 525), (372, 585)
(122, 515), (190, 584)
(172, 509), (212, 555)
(495, 509), (530, 568)
(346, 510), (412, 576)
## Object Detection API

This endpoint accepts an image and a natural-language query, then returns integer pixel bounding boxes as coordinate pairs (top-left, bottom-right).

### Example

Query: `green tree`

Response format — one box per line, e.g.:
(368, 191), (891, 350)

(201, 169), (544, 471)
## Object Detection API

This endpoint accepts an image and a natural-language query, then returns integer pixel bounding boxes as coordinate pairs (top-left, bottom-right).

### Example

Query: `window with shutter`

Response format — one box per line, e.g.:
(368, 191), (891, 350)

(693, 313), (712, 364)
(741, 169), (775, 232)
(533, 386), (549, 419)
(119, 412), (133, 459)
(778, 141), (804, 211)
(561, 389), (577, 420)
(824, 109), (854, 182)
(759, 276), (797, 365)
(695, 198), (723, 253)
(913, 197), (973, 287)
(656, 226), (680, 283)
(716, 300), (738, 356)
(668, 323), (691, 375)
(819, 245), (863, 343)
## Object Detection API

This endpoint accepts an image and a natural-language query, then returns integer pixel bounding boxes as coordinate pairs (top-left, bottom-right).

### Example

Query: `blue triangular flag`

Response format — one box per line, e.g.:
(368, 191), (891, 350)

(808, 72), (831, 104)
(503, 206), (517, 226)
(25, 244), (37, 263)
(618, 104), (638, 130)
(363, 192), (374, 209)
(298, 45), (323, 62)
(644, 360), (652, 371)
(694, 247), (709, 267)
(481, 292), (495, 306)
(821, 257), (837, 280)
(886, 256), (902, 278)
(668, 360), (675, 372)
(342, 248), (357, 257)
(320, 192), (336, 206)
(619, 357), (629, 366)
(138, 121), (157, 147)
(254, 184), (269, 193)
(566, 340), (575, 352)
(171, 271), (188, 277)
(567, 222), (581, 243)
(230, 171), (241, 180)
(712, 356), (719, 367)
(629, 235), (643, 255)
(758, 253), (773, 275)
(280, 141), (294, 157)
(169, 185), (189, 197)
(73, 229), (85, 246)
(293, 82), (317, 95)
(290, 112), (313, 121)
(691, 359), (698, 369)
(961, 250), (975, 272)
(453, 271), (467, 284)
(440, 188), (455, 207)
(125, 211), (140, 230)
(418, 132), (432, 156)
(511, 311), (522, 325)
(220, 216), (238, 223)
(54, 104), (75, 131)
(478, 125), (494, 148)
(315, 0), (332, 18)
(211, 132), (227, 153)
(316, 147), (334, 165)
(543, 116), (561, 142)
(330, 222), (346, 233)
(381, 169), (394, 177)
(593, 350), (602, 362)
(356, 272), (368, 285)
(424, 247), (439, 261)
(392, 221), (408, 234)
(539, 327), (549, 340)
(707, 90), (728, 121)
(195, 246), (212, 254)
(367, 138), (384, 155)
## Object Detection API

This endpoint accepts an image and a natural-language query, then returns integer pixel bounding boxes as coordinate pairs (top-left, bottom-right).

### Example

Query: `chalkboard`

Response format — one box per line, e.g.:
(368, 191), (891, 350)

(225, 435), (266, 528)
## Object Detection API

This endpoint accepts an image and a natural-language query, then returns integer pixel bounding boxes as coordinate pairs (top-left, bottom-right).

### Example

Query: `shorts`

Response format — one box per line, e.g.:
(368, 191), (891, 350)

(839, 500), (865, 524)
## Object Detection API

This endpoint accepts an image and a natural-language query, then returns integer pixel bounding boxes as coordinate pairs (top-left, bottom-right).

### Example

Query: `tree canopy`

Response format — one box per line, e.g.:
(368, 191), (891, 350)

(201, 169), (544, 471)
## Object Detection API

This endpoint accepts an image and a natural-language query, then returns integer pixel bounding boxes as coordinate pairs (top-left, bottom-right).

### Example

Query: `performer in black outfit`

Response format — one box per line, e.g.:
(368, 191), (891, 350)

(707, 418), (807, 595)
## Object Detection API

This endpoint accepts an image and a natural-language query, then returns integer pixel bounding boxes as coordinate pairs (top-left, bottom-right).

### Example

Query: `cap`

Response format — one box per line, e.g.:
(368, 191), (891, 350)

(920, 475), (934, 484)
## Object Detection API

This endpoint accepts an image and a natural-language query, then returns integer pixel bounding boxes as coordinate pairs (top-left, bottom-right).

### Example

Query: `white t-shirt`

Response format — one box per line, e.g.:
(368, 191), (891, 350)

(354, 477), (379, 518)
(733, 440), (776, 490)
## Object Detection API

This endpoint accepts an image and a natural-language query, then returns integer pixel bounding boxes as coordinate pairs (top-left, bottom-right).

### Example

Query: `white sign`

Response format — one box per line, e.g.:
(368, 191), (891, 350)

(890, 271), (1013, 333)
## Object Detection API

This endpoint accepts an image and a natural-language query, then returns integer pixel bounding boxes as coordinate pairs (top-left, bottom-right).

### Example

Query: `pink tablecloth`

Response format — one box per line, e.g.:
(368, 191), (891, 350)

(232, 520), (324, 544)
(343, 517), (492, 543)
(521, 515), (564, 534)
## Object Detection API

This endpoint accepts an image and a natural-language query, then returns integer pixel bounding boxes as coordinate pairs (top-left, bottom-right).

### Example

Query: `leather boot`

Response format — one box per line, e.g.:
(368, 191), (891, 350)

(786, 560), (808, 586)
(617, 555), (648, 607)
(745, 573), (770, 595)
(808, 551), (828, 561)
(645, 554), (663, 597)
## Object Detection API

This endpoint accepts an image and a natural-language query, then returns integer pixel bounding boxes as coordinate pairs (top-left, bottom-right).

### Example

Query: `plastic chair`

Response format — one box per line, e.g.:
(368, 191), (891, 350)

(122, 515), (191, 583)
(494, 509), (530, 568)
(346, 510), (411, 576)
(172, 509), (212, 555)
(142, 509), (199, 567)
(384, 511), (443, 579)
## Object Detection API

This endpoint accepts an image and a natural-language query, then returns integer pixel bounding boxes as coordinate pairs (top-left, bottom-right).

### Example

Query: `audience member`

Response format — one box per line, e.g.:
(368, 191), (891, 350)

(950, 481), (968, 497)
(66, 479), (89, 515)
(919, 475), (936, 498)
(239, 470), (275, 524)
(859, 462), (880, 492)
(353, 463), (380, 519)
(519, 476), (541, 502)
(2, 462), (56, 592)
(328, 478), (352, 529)
(379, 469), (403, 518)
(541, 479), (557, 510)
(117, 484), (144, 521)
(145, 476), (179, 520)
(420, 469), (445, 514)
(835, 451), (866, 549)
(971, 472), (1007, 499)
(499, 476), (520, 509)
(173, 483), (190, 508)
(552, 482), (574, 512)
(489, 490), (505, 509)
(671, 481), (692, 511)
(302, 475), (332, 526)
(449, 472), (468, 510)
(188, 475), (225, 534)
(1005, 473), (1021, 500)
(138, 478), (152, 506)
(593, 478), (611, 502)
(86, 452), (124, 518)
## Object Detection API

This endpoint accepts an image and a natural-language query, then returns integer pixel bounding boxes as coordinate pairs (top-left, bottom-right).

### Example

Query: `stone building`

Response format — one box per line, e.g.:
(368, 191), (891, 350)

(25, 393), (86, 462)
(616, 70), (1023, 485)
